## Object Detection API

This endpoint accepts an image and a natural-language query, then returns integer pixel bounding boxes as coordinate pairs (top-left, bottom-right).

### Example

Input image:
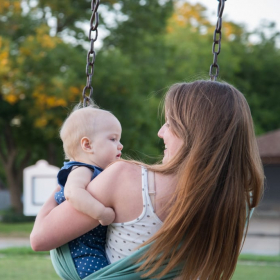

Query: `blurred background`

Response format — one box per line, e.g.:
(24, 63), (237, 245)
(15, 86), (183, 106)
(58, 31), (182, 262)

(0, 1), (279, 279)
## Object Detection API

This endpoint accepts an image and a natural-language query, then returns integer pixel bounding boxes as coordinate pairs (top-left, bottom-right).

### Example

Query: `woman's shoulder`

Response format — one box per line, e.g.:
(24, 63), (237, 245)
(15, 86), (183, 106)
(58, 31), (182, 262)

(88, 161), (142, 192)
(105, 160), (142, 178)
(87, 160), (143, 208)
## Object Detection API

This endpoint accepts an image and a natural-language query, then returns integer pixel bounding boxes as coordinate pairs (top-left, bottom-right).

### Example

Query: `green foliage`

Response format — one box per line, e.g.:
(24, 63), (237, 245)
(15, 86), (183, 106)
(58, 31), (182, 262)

(0, 2), (89, 212)
(92, 49), (163, 158)
(0, 0), (280, 213)
(0, 209), (35, 224)
(156, 2), (280, 135)
(234, 24), (280, 135)
(95, 0), (174, 159)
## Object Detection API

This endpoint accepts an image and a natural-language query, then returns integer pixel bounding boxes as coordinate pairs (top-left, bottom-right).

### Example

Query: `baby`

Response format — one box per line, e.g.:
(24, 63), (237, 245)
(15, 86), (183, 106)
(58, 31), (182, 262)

(54, 104), (123, 279)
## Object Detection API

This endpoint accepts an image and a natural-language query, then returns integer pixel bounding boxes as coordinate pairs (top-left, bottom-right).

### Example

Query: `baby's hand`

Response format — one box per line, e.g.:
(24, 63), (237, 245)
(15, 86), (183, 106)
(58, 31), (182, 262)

(99, 207), (115, 226)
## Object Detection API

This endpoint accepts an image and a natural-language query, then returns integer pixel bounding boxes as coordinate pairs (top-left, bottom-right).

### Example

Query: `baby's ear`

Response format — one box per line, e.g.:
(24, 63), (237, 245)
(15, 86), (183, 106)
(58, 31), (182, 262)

(81, 137), (94, 153)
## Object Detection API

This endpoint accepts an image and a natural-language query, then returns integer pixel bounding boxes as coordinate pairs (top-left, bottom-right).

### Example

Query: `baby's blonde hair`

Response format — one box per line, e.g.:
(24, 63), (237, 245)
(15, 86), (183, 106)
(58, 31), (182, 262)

(60, 103), (112, 160)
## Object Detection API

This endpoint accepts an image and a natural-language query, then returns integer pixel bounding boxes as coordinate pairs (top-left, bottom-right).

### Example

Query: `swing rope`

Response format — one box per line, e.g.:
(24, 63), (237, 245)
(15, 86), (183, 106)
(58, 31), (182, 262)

(82, 0), (100, 107)
(210, 0), (227, 81)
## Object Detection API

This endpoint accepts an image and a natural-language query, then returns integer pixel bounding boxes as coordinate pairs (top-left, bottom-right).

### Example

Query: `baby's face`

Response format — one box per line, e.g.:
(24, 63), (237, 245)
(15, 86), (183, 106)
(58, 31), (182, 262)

(90, 114), (123, 169)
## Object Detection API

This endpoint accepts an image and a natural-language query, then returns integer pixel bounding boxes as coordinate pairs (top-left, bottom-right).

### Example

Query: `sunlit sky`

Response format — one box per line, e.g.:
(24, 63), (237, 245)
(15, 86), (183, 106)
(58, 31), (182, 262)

(187, 0), (280, 31)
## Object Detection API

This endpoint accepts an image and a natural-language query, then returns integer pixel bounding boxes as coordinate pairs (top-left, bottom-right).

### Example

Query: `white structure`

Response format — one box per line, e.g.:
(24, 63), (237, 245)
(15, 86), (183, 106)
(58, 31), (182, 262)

(0, 190), (10, 210)
(23, 160), (59, 216)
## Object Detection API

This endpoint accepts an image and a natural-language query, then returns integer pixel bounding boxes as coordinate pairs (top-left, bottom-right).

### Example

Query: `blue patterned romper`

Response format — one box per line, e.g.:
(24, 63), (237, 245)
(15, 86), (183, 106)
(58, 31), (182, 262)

(55, 161), (109, 279)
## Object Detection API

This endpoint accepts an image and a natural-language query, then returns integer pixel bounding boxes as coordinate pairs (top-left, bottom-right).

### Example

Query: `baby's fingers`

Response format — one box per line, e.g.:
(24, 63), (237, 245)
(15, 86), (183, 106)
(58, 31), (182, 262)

(99, 207), (115, 226)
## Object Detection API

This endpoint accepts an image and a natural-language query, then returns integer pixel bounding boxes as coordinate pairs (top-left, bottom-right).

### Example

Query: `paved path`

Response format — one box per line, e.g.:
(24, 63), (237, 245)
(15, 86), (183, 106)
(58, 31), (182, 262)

(241, 215), (280, 256)
(0, 215), (279, 255)
(0, 237), (30, 249)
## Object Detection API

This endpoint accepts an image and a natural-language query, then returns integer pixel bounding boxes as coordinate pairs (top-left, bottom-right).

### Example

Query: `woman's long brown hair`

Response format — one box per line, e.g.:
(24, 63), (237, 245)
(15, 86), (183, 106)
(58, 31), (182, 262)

(137, 81), (264, 279)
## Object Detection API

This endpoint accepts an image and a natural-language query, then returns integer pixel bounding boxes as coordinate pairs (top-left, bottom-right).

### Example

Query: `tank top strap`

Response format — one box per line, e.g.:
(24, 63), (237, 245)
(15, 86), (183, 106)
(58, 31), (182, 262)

(141, 166), (149, 208)
(141, 166), (156, 214)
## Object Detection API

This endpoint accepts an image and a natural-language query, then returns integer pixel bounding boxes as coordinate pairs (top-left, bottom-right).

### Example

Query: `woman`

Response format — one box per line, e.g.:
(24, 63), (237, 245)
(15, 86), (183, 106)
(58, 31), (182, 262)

(31, 80), (264, 280)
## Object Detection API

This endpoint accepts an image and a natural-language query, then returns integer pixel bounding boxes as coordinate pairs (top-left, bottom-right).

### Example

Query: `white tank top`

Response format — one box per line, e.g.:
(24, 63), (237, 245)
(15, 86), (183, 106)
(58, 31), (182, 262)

(105, 166), (163, 263)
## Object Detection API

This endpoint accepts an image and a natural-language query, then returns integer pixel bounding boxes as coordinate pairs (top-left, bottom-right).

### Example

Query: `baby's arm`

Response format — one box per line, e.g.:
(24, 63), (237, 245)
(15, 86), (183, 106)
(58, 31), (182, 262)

(64, 167), (115, 225)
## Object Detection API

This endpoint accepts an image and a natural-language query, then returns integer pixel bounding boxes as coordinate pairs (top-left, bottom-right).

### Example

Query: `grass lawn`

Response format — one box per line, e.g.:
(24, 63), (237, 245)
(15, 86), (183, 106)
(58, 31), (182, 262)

(0, 247), (60, 280)
(233, 262), (280, 280)
(0, 222), (279, 279)
(233, 254), (280, 280)
(0, 255), (60, 280)
(0, 222), (34, 237)
(0, 247), (279, 280)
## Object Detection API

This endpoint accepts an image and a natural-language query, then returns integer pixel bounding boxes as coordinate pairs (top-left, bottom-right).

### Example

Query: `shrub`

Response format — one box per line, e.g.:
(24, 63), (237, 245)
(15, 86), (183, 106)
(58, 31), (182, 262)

(0, 208), (35, 223)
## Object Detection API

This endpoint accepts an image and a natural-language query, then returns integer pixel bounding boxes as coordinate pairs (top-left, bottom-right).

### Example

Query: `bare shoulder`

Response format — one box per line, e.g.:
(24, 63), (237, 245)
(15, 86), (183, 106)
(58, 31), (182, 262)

(105, 161), (141, 179)
(87, 161), (142, 206)
(87, 161), (142, 187)
(99, 161), (144, 222)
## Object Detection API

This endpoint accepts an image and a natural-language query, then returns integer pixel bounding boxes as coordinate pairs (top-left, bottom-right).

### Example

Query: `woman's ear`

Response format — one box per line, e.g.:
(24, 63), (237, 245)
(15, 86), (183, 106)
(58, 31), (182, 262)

(81, 137), (94, 153)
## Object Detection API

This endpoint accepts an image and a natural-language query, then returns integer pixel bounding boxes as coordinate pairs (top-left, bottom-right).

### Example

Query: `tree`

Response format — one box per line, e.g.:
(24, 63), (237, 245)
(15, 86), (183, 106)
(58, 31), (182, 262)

(96, 0), (174, 157)
(1, 0), (279, 214)
(160, 2), (280, 135)
(0, 1), (86, 212)
(162, 2), (246, 83)
(0, 0), (174, 213)
(235, 23), (280, 134)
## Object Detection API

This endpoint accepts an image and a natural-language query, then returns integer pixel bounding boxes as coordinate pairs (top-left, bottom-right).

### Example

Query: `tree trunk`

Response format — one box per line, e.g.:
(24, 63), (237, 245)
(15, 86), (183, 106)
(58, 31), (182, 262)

(0, 151), (31, 214)
(6, 170), (23, 213)
(0, 125), (31, 214)
(0, 148), (23, 213)
(48, 143), (57, 165)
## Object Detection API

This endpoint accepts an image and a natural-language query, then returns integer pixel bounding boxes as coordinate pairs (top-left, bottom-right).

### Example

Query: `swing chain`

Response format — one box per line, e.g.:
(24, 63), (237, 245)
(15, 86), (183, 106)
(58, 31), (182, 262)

(209, 0), (226, 81)
(82, 0), (100, 107)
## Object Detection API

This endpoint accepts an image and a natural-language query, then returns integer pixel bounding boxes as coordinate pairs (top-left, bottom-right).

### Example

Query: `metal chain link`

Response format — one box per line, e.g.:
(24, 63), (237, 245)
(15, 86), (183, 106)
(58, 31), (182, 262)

(82, 0), (100, 107)
(209, 0), (226, 81)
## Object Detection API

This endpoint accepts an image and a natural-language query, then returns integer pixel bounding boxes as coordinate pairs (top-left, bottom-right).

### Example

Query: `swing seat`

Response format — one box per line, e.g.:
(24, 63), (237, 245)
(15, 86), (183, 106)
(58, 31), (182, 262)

(50, 243), (182, 280)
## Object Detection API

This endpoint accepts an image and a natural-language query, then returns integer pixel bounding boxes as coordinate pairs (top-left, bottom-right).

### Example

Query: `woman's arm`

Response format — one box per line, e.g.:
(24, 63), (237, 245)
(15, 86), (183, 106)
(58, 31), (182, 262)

(30, 161), (131, 251)
(30, 185), (99, 251)
(64, 167), (115, 225)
